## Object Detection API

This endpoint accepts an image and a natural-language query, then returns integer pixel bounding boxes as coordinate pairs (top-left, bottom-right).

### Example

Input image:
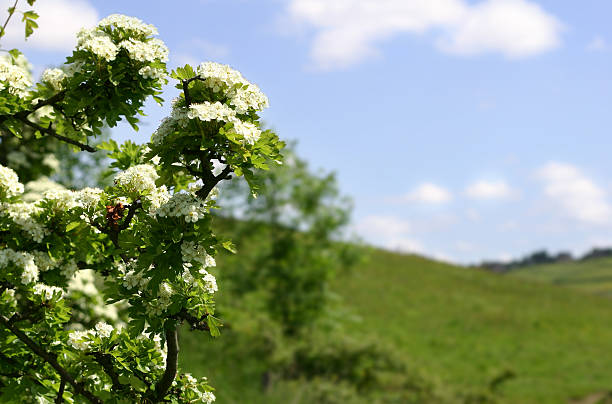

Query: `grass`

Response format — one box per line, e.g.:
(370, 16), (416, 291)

(180, 248), (612, 403)
(509, 257), (612, 297)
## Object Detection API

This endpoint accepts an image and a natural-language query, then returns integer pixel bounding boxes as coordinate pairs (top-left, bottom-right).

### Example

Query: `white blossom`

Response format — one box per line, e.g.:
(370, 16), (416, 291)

(44, 189), (79, 210)
(77, 28), (119, 61)
(0, 54), (32, 96)
(155, 193), (209, 222)
(201, 272), (218, 294)
(41, 68), (66, 90)
(114, 164), (159, 194)
(94, 321), (114, 338)
(0, 165), (24, 198)
(1, 202), (47, 242)
(33, 283), (64, 300)
(67, 329), (95, 351)
(98, 14), (158, 37)
(187, 102), (236, 123)
(182, 241), (216, 268)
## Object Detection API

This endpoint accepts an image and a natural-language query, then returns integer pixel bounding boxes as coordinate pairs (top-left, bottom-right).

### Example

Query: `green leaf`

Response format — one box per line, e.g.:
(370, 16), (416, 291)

(206, 316), (221, 337)
(130, 375), (147, 392)
(65, 222), (80, 232)
(222, 241), (237, 254)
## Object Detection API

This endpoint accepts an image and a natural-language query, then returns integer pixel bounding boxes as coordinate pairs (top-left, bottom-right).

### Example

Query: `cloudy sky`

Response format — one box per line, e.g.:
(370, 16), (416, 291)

(6, 0), (612, 264)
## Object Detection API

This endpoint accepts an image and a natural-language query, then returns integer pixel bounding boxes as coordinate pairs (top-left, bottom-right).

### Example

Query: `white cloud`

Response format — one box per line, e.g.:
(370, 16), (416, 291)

(465, 179), (514, 200)
(587, 36), (607, 52)
(536, 162), (612, 225)
(285, 0), (562, 70)
(437, 0), (562, 58)
(3, 0), (99, 52)
(404, 183), (452, 204)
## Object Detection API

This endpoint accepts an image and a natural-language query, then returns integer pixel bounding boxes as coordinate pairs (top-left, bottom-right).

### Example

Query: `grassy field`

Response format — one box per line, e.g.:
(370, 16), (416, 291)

(180, 249), (612, 403)
(509, 257), (612, 297)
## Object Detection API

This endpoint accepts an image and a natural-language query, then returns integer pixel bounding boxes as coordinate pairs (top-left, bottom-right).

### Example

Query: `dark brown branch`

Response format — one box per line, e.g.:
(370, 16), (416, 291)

(181, 76), (207, 107)
(0, 315), (102, 404)
(118, 200), (141, 231)
(55, 377), (66, 404)
(195, 163), (232, 200)
(153, 327), (179, 402)
(17, 118), (96, 152)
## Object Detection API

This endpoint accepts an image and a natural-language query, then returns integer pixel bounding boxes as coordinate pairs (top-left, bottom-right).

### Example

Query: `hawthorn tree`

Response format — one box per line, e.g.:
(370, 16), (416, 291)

(0, 9), (283, 404)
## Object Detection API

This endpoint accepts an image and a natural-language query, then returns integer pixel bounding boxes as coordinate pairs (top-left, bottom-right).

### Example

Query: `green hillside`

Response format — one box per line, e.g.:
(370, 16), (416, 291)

(181, 249), (612, 403)
(509, 257), (612, 297)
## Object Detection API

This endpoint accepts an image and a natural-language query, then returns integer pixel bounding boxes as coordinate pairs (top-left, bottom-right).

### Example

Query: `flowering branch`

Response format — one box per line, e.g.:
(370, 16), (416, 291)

(0, 315), (102, 404)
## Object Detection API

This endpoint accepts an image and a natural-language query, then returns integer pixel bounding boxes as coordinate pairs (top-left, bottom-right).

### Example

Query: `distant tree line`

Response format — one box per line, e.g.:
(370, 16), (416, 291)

(479, 247), (612, 272)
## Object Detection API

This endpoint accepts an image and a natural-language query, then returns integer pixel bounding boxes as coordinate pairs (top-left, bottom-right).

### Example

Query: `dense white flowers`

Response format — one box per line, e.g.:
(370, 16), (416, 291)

(41, 68), (66, 90)
(120, 38), (169, 63)
(33, 283), (64, 300)
(187, 102), (236, 122)
(98, 14), (158, 37)
(114, 164), (159, 194)
(228, 120), (261, 145)
(44, 189), (79, 210)
(1, 202), (47, 242)
(68, 321), (115, 351)
(67, 329), (96, 351)
(0, 165), (24, 198)
(95, 321), (114, 338)
(144, 185), (170, 215)
(202, 273), (218, 294)
(196, 61), (269, 113)
(0, 54), (32, 96)
(0, 248), (39, 284)
(155, 193), (209, 222)
(181, 241), (216, 269)
(77, 28), (119, 61)
(76, 187), (104, 210)
(77, 14), (168, 66)
(138, 66), (165, 81)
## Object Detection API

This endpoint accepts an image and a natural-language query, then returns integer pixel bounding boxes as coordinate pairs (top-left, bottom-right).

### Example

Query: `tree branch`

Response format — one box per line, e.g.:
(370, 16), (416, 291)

(88, 352), (124, 392)
(153, 327), (179, 402)
(17, 118), (96, 152)
(55, 377), (66, 404)
(0, 315), (102, 404)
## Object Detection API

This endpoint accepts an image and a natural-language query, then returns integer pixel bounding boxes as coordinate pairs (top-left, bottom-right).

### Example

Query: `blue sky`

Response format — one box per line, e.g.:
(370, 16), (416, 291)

(6, 0), (612, 264)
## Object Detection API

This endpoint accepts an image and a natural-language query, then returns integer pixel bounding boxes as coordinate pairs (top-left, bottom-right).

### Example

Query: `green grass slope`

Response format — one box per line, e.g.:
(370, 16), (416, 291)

(509, 257), (612, 297)
(181, 249), (612, 403)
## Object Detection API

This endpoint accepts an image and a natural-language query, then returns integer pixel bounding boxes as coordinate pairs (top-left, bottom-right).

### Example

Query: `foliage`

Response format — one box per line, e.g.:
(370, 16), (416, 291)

(216, 147), (360, 336)
(0, 9), (283, 404)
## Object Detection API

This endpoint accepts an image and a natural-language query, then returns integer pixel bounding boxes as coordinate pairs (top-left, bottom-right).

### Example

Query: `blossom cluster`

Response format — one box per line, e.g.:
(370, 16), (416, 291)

(114, 164), (159, 195)
(1, 202), (47, 242)
(76, 14), (168, 66)
(0, 165), (24, 198)
(33, 283), (65, 301)
(41, 68), (66, 90)
(196, 62), (269, 113)
(67, 321), (114, 351)
(0, 248), (38, 284)
(154, 192), (209, 222)
(0, 54), (32, 97)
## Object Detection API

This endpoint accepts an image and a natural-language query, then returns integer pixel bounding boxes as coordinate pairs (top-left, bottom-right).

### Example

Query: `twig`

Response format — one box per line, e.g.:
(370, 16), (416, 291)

(17, 117), (96, 152)
(0, 0), (19, 40)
